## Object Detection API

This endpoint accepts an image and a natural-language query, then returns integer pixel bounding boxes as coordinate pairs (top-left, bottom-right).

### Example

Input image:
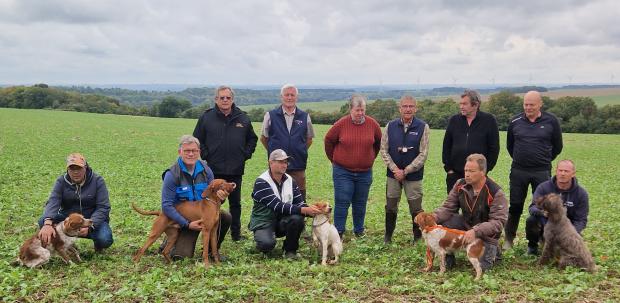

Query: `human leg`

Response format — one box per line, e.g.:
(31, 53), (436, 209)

(351, 169), (372, 235)
(277, 214), (305, 253)
(384, 177), (402, 243)
(404, 180), (424, 242)
(253, 224), (277, 253)
(332, 165), (354, 234)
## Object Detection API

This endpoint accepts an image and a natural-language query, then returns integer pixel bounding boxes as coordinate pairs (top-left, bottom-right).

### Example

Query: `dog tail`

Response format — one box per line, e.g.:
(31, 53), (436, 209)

(131, 203), (161, 216)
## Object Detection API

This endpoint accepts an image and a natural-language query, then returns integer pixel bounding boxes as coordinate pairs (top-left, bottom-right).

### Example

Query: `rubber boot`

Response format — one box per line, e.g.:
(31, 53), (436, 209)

(503, 214), (520, 250)
(384, 212), (397, 244)
(412, 222), (422, 243)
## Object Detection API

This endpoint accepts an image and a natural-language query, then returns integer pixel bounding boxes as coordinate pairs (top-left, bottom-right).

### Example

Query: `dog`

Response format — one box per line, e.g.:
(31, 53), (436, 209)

(311, 202), (343, 265)
(17, 213), (93, 268)
(535, 193), (596, 272)
(132, 179), (236, 267)
(414, 212), (485, 280)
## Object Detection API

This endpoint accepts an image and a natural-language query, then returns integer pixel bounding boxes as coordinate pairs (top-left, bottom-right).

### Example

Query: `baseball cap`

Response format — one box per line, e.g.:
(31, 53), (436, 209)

(66, 153), (86, 168)
(269, 149), (291, 161)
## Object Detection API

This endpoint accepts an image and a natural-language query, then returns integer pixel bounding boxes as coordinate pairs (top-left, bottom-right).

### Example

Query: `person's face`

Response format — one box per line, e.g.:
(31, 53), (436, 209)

(281, 87), (298, 109)
(460, 96), (477, 118)
(350, 105), (366, 123)
(464, 160), (485, 185)
(269, 159), (289, 175)
(523, 95), (543, 118)
(179, 142), (200, 166)
(67, 165), (86, 183)
(555, 161), (576, 185)
(215, 89), (234, 112)
(399, 99), (416, 122)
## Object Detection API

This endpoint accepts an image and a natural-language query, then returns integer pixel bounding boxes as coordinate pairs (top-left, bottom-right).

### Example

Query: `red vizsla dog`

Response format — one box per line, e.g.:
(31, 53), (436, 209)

(132, 179), (236, 267)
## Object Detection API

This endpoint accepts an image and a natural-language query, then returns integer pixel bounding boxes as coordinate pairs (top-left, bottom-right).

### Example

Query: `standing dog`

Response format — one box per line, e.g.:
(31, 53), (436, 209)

(18, 213), (93, 268)
(311, 202), (343, 265)
(414, 212), (485, 280)
(132, 179), (236, 267)
(535, 194), (596, 272)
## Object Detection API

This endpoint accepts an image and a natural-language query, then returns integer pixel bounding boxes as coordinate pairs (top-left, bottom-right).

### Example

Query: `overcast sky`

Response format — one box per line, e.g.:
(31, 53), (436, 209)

(1, 0), (619, 86)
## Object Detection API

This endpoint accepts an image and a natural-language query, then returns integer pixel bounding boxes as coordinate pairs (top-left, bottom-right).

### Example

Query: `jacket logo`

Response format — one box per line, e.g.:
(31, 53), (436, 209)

(235, 123), (244, 128)
(565, 200), (574, 207)
(181, 186), (189, 191)
(294, 120), (303, 125)
(540, 126), (545, 128)
(409, 131), (418, 136)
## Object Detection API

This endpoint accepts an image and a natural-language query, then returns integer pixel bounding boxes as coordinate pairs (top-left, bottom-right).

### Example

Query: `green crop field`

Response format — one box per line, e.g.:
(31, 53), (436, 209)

(1, 108), (619, 302)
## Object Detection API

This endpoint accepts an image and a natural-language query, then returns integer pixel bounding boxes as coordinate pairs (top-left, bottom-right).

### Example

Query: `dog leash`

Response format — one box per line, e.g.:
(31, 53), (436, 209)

(312, 217), (330, 227)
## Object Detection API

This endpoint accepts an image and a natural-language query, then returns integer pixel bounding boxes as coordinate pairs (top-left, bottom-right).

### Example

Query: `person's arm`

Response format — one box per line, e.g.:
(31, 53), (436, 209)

(434, 185), (461, 223)
(251, 179), (303, 215)
(472, 190), (508, 239)
(306, 115), (314, 149)
(404, 124), (430, 174)
(372, 121), (382, 157)
(42, 176), (64, 222)
(161, 172), (190, 228)
(551, 116), (563, 160)
(260, 112), (270, 150)
(324, 122), (340, 162)
(192, 114), (208, 160)
(506, 120), (515, 158)
(529, 183), (547, 217)
(486, 115), (500, 172)
(571, 190), (589, 233)
(379, 123), (397, 171)
(442, 117), (454, 172)
(245, 120), (258, 160)
(88, 175), (111, 229)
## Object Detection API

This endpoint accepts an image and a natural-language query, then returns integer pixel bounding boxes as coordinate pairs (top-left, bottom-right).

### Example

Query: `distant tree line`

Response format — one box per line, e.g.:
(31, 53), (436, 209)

(1, 84), (618, 134)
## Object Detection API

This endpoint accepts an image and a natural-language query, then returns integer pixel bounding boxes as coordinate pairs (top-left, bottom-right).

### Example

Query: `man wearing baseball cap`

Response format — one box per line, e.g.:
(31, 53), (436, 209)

(38, 153), (113, 252)
(248, 149), (320, 259)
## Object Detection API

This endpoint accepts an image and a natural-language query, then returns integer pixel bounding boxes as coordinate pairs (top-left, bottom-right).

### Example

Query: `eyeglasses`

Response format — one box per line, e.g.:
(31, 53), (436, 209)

(217, 96), (233, 101)
(182, 149), (200, 155)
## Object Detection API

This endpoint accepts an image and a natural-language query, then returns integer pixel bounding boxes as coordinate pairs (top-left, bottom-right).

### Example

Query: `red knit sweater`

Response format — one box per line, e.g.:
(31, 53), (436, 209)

(324, 115), (382, 171)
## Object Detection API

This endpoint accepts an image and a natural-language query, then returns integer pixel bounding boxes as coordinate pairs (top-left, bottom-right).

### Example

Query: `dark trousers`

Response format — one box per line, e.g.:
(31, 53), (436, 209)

(525, 215), (545, 248)
(172, 211), (231, 258)
(445, 171), (464, 194)
(253, 215), (305, 253)
(39, 215), (113, 250)
(214, 174), (243, 238)
(439, 214), (500, 271)
(508, 168), (550, 216)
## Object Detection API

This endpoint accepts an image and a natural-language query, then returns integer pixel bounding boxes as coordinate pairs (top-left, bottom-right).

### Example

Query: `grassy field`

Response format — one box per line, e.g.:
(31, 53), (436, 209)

(239, 100), (349, 113)
(1, 108), (619, 302)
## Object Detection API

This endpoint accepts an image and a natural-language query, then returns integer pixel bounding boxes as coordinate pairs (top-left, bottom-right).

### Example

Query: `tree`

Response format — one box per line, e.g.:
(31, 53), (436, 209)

(157, 96), (192, 118)
(484, 91), (522, 130)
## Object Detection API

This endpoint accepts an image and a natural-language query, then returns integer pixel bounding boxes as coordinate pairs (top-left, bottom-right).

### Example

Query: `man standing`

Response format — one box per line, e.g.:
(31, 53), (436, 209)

(380, 95), (430, 244)
(504, 90), (563, 249)
(525, 159), (588, 255)
(433, 154), (508, 271)
(193, 85), (258, 241)
(248, 149), (320, 259)
(260, 84), (314, 200)
(442, 89), (499, 194)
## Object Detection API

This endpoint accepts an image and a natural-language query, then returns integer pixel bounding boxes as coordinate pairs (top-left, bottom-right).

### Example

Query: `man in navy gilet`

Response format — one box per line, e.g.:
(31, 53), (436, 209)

(379, 95), (430, 244)
(260, 84), (315, 200)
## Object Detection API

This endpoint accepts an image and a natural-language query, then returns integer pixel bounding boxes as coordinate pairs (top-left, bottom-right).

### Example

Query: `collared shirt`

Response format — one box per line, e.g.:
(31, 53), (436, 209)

(261, 107), (315, 137)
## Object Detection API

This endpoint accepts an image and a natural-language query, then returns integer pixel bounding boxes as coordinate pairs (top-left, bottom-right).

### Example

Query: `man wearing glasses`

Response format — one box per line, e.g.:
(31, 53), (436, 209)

(193, 86), (258, 241)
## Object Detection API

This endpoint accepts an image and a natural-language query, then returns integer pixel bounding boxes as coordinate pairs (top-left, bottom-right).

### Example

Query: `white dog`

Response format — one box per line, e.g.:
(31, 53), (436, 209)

(311, 202), (343, 265)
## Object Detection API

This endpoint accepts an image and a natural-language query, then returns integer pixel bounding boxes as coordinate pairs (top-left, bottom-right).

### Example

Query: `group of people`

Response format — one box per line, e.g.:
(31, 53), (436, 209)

(36, 85), (589, 272)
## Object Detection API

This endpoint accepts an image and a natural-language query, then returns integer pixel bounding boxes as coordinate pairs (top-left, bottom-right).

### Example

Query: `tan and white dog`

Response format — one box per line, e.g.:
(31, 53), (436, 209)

(18, 213), (93, 268)
(311, 202), (343, 265)
(414, 212), (485, 280)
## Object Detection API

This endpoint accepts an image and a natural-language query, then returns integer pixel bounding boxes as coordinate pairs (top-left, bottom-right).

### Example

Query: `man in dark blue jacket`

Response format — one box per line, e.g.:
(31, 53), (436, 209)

(193, 85), (258, 241)
(260, 84), (315, 200)
(442, 89), (499, 194)
(524, 159), (589, 255)
(504, 90), (563, 250)
(39, 153), (113, 252)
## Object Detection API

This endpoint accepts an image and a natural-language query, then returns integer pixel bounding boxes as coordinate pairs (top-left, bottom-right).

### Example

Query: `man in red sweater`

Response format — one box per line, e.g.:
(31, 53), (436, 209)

(324, 94), (382, 238)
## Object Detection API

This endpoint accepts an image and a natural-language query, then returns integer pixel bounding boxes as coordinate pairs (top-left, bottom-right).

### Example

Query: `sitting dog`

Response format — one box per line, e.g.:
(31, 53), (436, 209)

(414, 212), (485, 280)
(311, 202), (343, 265)
(18, 213), (93, 268)
(132, 179), (236, 267)
(535, 194), (596, 272)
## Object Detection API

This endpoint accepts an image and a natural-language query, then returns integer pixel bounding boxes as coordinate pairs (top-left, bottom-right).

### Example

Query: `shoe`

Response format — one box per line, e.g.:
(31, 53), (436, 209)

(171, 255), (184, 261)
(284, 251), (301, 260)
(502, 238), (514, 250)
(354, 232), (366, 238)
(445, 254), (456, 270)
(338, 232), (344, 240)
(383, 235), (392, 244)
(209, 254), (228, 262)
(527, 246), (539, 256)
(232, 234), (248, 242)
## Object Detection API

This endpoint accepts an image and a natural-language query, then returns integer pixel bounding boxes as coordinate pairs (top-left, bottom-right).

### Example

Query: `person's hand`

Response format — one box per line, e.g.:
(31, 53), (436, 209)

(188, 220), (203, 231)
(301, 206), (321, 216)
(216, 189), (230, 201)
(38, 225), (56, 247)
(464, 229), (476, 243)
(78, 227), (90, 237)
(393, 169), (405, 181)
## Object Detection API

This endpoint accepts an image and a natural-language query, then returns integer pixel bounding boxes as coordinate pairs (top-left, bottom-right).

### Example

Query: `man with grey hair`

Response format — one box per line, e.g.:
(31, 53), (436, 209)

(161, 135), (233, 259)
(442, 89), (499, 194)
(260, 84), (315, 200)
(380, 95), (430, 244)
(193, 85), (258, 241)
(433, 153), (508, 271)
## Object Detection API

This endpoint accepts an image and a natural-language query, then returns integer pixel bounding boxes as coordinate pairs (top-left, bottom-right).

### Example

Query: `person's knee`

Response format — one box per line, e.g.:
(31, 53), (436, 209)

(220, 211), (232, 225)
(93, 231), (114, 249)
(288, 215), (305, 229)
(479, 243), (499, 271)
(254, 236), (276, 252)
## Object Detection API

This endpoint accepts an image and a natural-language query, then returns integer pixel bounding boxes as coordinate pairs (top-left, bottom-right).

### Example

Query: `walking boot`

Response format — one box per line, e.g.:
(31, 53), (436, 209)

(384, 212), (397, 244)
(503, 214), (520, 250)
(412, 222), (422, 243)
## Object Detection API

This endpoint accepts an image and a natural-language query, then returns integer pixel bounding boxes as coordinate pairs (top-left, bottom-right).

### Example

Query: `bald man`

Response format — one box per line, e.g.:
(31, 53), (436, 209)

(504, 91), (563, 250)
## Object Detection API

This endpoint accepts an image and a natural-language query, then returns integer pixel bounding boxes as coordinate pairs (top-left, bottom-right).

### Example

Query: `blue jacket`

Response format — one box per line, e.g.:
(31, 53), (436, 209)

(386, 117), (426, 181)
(43, 166), (111, 229)
(528, 176), (589, 233)
(161, 158), (214, 228)
(267, 106), (309, 170)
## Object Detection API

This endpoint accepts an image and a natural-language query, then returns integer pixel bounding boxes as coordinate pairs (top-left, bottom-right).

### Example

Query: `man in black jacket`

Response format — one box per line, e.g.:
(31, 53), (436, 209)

(504, 90), (563, 250)
(193, 85), (258, 241)
(442, 89), (500, 193)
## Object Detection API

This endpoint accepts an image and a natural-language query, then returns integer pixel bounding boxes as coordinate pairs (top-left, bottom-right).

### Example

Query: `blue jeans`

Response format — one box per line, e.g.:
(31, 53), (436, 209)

(332, 164), (373, 234)
(38, 215), (114, 250)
